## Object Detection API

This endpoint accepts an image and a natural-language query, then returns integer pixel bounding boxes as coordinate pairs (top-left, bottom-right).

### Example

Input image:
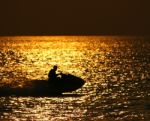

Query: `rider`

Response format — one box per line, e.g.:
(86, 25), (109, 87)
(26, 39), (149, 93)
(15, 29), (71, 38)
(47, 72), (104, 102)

(48, 66), (58, 82)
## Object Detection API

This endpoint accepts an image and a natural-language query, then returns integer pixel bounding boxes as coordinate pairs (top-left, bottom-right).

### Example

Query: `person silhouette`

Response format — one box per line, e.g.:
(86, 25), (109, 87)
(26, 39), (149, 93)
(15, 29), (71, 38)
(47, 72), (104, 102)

(48, 66), (59, 83)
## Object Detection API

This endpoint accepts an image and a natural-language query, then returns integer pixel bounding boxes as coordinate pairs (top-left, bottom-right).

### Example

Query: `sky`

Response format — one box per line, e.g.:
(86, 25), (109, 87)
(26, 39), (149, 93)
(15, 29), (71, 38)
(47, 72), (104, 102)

(0, 0), (150, 35)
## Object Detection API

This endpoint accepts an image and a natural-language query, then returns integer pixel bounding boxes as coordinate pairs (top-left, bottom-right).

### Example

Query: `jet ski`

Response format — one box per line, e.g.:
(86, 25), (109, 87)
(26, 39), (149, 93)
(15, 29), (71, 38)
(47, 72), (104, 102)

(0, 74), (85, 96)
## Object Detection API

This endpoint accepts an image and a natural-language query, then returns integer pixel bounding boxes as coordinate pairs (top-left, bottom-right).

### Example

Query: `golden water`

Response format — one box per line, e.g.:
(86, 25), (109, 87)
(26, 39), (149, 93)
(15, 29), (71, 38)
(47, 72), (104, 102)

(0, 36), (150, 120)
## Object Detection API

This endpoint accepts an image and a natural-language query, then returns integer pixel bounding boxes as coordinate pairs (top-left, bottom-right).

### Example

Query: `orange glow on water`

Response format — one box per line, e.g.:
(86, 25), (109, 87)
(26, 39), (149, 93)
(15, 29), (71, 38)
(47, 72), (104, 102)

(0, 36), (111, 88)
(0, 36), (150, 120)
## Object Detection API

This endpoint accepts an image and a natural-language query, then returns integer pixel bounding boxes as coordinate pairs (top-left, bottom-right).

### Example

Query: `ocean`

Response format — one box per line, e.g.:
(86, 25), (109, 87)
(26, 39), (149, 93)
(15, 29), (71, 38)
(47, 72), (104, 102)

(0, 36), (150, 120)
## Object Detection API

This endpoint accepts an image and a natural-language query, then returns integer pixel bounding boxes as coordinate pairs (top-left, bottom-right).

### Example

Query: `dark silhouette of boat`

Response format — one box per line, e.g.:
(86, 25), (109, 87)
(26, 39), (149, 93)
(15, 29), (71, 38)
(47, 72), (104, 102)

(0, 74), (85, 96)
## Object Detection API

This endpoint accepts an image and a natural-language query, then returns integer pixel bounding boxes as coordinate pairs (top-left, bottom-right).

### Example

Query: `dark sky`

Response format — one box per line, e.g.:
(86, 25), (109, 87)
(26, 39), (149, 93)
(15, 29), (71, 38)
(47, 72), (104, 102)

(0, 0), (150, 35)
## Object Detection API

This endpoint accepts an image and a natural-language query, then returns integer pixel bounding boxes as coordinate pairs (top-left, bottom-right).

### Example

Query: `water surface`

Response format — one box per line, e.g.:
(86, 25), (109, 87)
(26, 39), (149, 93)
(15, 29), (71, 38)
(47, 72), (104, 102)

(0, 36), (150, 120)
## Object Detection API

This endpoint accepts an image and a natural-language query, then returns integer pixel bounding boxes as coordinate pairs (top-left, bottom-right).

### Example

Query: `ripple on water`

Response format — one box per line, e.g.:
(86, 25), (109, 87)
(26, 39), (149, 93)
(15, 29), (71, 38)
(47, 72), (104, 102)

(0, 36), (150, 120)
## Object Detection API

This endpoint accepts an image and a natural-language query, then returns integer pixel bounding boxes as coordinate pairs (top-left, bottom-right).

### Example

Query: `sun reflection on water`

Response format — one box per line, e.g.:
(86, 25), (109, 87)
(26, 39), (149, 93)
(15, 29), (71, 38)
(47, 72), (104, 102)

(0, 36), (150, 120)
